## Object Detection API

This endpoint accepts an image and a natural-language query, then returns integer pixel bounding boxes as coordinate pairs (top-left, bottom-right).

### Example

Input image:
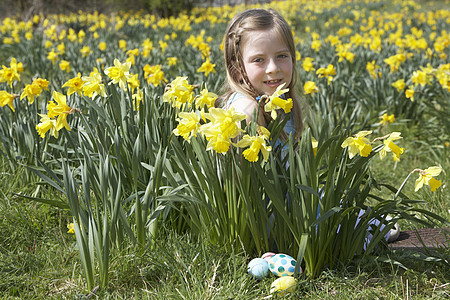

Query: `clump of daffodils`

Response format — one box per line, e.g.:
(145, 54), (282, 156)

(167, 77), (296, 162)
(341, 130), (443, 193)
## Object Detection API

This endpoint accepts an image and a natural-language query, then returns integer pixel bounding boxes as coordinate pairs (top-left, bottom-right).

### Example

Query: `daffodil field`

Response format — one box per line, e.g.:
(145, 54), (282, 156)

(1, 0), (449, 293)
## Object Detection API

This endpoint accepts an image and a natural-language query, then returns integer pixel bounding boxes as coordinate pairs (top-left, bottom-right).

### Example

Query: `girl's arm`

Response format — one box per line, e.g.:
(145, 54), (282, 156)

(228, 96), (266, 127)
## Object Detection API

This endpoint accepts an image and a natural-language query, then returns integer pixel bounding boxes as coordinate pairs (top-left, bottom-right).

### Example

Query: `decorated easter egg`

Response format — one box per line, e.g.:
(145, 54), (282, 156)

(261, 252), (276, 263)
(247, 258), (269, 280)
(268, 253), (296, 277)
(270, 276), (296, 295)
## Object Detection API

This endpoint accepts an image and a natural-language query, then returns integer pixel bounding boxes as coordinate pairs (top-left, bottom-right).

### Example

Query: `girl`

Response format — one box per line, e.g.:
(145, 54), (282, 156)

(216, 8), (400, 245)
(217, 8), (303, 140)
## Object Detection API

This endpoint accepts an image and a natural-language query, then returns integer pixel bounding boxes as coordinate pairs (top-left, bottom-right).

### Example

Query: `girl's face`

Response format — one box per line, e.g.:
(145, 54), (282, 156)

(241, 29), (293, 96)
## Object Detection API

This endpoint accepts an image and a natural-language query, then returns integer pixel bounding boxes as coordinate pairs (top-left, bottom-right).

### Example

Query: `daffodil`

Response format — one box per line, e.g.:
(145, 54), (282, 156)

(304, 81), (318, 94)
(302, 57), (315, 72)
(167, 57), (178, 66)
(366, 60), (380, 79)
(197, 58), (216, 77)
(341, 130), (373, 159)
(62, 73), (84, 96)
(0, 90), (16, 111)
(67, 223), (75, 234)
(36, 113), (58, 138)
(20, 82), (42, 104)
(203, 107), (247, 140)
(233, 130), (272, 162)
(384, 53), (406, 73)
(392, 79), (406, 92)
(316, 64), (336, 84)
(132, 89), (143, 111)
(200, 107), (247, 154)
(20, 78), (49, 104)
(379, 132), (404, 161)
(80, 46), (91, 58)
(411, 70), (431, 86)
(59, 60), (71, 72)
(104, 59), (132, 91)
(98, 41), (107, 51)
(195, 88), (217, 109)
(312, 137), (318, 156)
(173, 111), (201, 141)
(264, 83), (293, 119)
(311, 39), (322, 52)
(142, 38), (153, 57)
(143, 64), (167, 87)
(82, 70), (107, 98)
(47, 50), (59, 64)
(119, 39), (127, 51)
(405, 85), (415, 101)
(47, 91), (72, 131)
(0, 57), (22, 87)
(414, 166), (442, 192)
(159, 40), (168, 53)
(127, 74), (140, 92)
(163, 76), (194, 109)
(379, 113), (395, 126)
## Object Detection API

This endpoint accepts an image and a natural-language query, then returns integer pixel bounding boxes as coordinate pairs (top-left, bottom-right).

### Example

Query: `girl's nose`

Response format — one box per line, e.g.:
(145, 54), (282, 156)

(266, 58), (280, 73)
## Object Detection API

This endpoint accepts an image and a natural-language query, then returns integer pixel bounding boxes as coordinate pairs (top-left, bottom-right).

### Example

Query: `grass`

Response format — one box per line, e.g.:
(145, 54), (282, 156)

(1, 143), (449, 299)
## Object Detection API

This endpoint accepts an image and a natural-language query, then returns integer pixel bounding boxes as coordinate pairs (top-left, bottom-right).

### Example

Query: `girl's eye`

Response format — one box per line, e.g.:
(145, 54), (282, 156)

(278, 54), (289, 59)
(253, 58), (263, 63)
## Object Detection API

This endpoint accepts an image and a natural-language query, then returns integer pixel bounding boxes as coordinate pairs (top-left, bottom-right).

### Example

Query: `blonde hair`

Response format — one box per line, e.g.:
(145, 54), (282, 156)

(218, 8), (303, 139)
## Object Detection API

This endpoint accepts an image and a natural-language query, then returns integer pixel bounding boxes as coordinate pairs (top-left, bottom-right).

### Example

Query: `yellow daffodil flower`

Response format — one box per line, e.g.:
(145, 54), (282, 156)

(316, 64), (336, 84)
(167, 57), (178, 66)
(392, 79), (406, 92)
(0, 90), (16, 111)
(380, 113), (395, 126)
(143, 64), (167, 87)
(119, 39), (127, 51)
(173, 111), (201, 141)
(304, 81), (318, 95)
(197, 58), (216, 77)
(159, 40), (168, 53)
(59, 60), (71, 72)
(233, 132), (272, 162)
(414, 166), (442, 192)
(0, 57), (22, 87)
(47, 91), (72, 131)
(80, 46), (91, 58)
(195, 88), (217, 109)
(67, 223), (75, 234)
(82, 70), (107, 98)
(163, 76), (194, 109)
(302, 57), (315, 72)
(405, 85), (415, 101)
(366, 60), (381, 79)
(312, 137), (318, 156)
(379, 132), (404, 161)
(341, 130), (373, 158)
(98, 41), (107, 51)
(36, 113), (58, 138)
(20, 78), (49, 104)
(264, 83), (293, 119)
(63, 73), (84, 96)
(104, 59), (132, 91)
(132, 89), (143, 111)
(384, 53), (406, 73)
(200, 107), (247, 154)
(411, 70), (432, 86)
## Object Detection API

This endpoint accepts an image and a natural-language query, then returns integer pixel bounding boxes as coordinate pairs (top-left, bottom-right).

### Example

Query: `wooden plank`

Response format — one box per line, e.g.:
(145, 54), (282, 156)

(388, 227), (449, 250)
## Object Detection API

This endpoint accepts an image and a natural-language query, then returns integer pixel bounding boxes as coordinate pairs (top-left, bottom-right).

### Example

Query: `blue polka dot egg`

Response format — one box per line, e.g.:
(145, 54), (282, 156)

(268, 253), (296, 277)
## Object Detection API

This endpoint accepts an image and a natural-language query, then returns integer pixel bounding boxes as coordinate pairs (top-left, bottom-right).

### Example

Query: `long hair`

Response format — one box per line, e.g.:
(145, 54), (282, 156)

(218, 8), (303, 139)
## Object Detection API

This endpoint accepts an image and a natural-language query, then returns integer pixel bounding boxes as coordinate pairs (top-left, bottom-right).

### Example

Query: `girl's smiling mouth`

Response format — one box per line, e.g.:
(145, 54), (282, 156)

(264, 79), (283, 87)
